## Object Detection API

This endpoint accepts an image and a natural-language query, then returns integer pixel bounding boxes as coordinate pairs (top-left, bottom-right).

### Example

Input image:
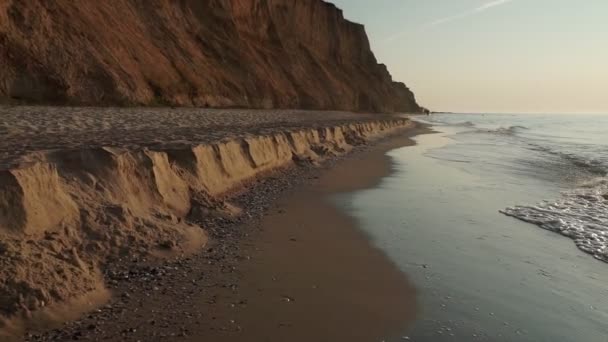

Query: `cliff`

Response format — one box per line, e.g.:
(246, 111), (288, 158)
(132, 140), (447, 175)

(0, 0), (422, 112)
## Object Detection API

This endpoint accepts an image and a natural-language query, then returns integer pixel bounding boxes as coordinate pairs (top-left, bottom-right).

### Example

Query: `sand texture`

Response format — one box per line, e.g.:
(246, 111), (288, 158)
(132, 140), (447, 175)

(0, 107), (413, 338)
(205, 130), (426, 342)
(0, 106), (406, 168)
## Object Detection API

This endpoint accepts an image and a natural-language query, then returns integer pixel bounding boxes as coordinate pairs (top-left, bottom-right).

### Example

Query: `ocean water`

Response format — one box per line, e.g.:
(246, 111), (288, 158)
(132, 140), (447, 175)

(428, 114), (608, 262)
(336, 114), (608, 341)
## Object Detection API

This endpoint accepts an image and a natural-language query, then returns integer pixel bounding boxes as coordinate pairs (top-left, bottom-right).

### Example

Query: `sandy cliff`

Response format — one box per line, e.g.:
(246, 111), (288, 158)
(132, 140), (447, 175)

(0, 0), (421, 112)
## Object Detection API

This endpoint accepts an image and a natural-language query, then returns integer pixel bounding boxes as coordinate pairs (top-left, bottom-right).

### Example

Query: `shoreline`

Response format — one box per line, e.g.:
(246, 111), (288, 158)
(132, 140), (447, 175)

(12, 120), (430, 341)
(205, 125), (432, 342)
(351, 114), (608, 341)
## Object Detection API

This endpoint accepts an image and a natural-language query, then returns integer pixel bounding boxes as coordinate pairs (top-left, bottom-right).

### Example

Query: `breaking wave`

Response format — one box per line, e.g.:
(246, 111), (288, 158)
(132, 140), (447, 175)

(502, 177), (608, 262)
(426, 113), (608, 265)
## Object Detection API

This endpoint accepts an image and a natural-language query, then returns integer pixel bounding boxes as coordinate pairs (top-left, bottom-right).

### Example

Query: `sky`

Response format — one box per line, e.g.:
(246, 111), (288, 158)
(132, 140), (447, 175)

(330, 0), (608, 113)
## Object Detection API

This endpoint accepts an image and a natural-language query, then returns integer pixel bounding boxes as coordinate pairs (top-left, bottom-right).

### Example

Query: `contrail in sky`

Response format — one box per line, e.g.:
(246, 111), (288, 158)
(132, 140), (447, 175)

(384, 0), (514, 42)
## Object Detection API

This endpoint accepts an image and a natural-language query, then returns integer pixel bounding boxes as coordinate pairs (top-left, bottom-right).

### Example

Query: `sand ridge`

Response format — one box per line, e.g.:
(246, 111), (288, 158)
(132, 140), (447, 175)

(0, 106), (406, 168)
(0, 108), (413, 339)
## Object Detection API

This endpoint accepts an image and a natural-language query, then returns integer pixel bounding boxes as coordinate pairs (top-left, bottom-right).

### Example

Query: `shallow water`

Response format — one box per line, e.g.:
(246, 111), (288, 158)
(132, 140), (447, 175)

(336, 114), (608, 341)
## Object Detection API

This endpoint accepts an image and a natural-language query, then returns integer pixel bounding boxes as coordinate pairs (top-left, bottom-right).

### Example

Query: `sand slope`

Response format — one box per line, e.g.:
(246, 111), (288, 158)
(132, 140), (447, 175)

(0, 110), (413, 337)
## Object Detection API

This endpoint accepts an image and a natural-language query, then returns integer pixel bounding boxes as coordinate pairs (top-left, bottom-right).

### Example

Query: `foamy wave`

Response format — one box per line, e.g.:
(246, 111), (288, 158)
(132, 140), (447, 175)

(501, 179), (608, 262)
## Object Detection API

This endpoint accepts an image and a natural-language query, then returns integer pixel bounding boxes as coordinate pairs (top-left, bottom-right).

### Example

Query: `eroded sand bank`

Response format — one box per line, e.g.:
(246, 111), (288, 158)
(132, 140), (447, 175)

(0, 107), (414, 339)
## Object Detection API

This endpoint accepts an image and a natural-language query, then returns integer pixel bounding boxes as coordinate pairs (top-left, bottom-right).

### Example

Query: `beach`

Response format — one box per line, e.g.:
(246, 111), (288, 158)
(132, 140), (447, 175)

(4, 109), (606, 342)
(0, 106), (426, 341)
(3, 0), (603, 340)
(204, 126), (428, 342)
(342, 114), (608, 341)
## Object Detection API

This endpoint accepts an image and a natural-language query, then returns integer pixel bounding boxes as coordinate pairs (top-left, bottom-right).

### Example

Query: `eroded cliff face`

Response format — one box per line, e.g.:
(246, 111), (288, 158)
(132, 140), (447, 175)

(0, 0), (421, 112)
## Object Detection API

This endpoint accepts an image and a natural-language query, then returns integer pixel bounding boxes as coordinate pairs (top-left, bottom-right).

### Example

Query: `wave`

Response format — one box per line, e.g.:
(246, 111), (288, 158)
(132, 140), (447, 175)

(501, 178), (608, 262)
(424, 120), (477, 128)
(528, 144), (607, 176)
(455, 121), (476, 127)
(483, 125), (529, 135)
(578, 177), (608, 188)
(454, 124), (529, 136)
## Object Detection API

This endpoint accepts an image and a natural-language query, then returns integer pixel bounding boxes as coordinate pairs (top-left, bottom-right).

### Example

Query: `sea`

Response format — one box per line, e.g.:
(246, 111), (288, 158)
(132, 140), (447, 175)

(335, 113), (608, 341)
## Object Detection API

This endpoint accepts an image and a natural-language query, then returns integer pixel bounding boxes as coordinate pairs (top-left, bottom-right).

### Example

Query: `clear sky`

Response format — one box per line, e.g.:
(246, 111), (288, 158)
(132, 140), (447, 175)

(330, 0), (608, 113)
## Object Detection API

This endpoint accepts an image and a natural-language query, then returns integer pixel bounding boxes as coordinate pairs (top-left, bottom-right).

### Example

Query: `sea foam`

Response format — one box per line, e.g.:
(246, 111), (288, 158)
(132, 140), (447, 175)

(502, 177), (608, 262)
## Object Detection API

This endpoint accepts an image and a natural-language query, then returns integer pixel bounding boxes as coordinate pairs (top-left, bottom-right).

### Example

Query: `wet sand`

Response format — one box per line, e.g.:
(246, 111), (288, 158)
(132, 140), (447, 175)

(205, 129), (429, 342)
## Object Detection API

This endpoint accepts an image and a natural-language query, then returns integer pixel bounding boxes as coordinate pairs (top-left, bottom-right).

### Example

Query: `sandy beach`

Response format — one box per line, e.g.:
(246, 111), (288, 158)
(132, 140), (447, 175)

(0, 106), (426, 341)
(2, 0), (604, 340)
(205, 127), (429, 342)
